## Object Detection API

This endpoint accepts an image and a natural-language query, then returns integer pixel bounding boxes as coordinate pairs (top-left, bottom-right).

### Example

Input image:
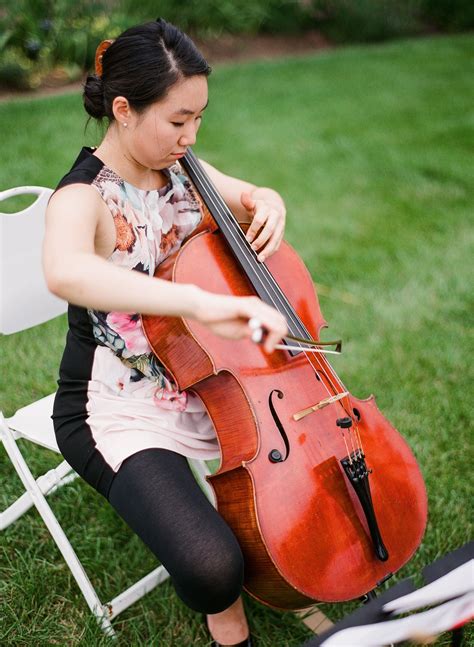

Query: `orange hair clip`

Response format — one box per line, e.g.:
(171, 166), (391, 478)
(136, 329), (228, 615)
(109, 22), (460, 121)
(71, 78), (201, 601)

(95, 39), (115, 77)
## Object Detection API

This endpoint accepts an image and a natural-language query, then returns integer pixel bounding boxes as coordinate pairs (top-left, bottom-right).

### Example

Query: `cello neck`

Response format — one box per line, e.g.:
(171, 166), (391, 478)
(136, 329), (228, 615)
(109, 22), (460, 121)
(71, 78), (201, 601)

(181, 148), (315, 345)
(181, 148), (346, 387)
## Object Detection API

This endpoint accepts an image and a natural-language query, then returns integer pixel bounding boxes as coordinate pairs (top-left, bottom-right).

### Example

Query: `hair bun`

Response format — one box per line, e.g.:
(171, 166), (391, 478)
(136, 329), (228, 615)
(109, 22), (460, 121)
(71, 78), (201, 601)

(83, 74), (106, 119)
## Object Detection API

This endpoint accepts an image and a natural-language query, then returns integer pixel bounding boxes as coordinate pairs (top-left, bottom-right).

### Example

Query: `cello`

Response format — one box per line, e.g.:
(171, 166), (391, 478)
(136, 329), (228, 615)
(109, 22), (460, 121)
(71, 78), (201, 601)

(142, 148), (427, 608)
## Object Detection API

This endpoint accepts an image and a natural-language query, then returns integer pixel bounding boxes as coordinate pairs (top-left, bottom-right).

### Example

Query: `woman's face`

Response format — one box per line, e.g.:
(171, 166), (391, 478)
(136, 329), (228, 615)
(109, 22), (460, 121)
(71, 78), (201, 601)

(125, 75), (208, 171)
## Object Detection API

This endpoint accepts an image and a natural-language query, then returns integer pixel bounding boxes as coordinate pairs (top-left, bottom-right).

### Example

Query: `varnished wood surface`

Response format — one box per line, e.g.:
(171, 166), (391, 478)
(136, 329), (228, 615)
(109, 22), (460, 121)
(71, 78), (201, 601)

(142, 230), (427, 606)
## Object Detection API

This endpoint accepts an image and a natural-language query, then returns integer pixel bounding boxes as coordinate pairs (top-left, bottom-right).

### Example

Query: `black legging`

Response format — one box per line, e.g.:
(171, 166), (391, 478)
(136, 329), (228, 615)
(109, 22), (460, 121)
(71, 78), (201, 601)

(107, 448), (244, 614)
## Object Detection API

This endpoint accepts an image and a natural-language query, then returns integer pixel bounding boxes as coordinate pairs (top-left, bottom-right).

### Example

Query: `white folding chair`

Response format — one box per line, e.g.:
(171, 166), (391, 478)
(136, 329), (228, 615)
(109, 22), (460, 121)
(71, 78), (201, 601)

(0, 186), (214, 637)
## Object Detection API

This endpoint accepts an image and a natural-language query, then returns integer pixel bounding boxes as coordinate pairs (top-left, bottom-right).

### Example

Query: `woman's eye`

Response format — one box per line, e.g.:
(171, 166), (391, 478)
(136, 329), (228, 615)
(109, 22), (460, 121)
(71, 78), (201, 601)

(171, 122), (184, 127)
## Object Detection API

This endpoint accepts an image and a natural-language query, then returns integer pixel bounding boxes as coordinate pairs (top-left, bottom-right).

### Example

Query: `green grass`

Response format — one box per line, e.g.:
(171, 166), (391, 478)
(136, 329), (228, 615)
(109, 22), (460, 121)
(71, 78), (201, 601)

(1, 34), (473, 645)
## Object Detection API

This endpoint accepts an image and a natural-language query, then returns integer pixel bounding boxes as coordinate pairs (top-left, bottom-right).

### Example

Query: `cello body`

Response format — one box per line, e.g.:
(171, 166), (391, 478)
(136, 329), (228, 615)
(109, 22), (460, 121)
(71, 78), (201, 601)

(143, 220), (428, 608)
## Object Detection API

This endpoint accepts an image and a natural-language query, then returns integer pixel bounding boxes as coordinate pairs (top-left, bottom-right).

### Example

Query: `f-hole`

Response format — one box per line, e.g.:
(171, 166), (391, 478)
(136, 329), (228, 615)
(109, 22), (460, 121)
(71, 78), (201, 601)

(268, 389), (290, 463)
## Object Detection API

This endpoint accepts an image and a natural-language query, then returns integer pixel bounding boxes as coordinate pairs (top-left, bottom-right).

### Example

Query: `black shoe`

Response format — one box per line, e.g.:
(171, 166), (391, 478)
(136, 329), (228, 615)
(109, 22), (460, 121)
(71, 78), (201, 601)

(202, 614), (253, 647)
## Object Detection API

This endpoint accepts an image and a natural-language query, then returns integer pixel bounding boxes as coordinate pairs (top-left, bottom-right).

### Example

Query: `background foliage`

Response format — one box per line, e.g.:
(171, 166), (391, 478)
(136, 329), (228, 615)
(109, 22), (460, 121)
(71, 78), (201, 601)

(0, 0), (472, 89)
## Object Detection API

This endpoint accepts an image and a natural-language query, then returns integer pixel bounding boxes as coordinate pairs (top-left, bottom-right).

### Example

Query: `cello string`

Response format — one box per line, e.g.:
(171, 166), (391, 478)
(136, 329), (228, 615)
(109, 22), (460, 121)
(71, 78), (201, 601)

(184, 152), (355, 421)
(184, 153), (346, 389)
(185, 154), (309, 335)
(184, 154), (361, 453)
(184, 155), (327, 357)
(184, 152), (358, 443)
(184, 153), (312, 338)
(186, 153), (362, 456)
(185, 152), (324, 350)
(185, 154), (345, 365)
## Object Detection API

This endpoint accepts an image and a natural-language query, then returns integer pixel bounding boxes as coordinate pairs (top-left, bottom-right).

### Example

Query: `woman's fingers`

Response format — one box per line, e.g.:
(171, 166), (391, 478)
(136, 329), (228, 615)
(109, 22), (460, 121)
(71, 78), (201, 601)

(240, 191), (256, 216)
(239, 297), (288, 351)
(198, 294), (288, 352)
(250, 212), (277, 250)
(252, 222), (284, 263)
(245, 204), (267, 244)
(243, 196), (286, 261)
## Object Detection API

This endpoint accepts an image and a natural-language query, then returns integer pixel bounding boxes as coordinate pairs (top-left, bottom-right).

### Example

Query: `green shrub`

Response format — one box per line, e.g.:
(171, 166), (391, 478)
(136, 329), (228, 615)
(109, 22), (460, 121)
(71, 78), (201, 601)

(0, 0), (111, 69)
(0, 48), (37, 90)
(423, 0), (474, 30)
(115, 0), (315, 36)
(311, 0), (424, 42)
(0, 0), (471, 91)
(116, 0), (266, 36)
(0, 0), (127, 89)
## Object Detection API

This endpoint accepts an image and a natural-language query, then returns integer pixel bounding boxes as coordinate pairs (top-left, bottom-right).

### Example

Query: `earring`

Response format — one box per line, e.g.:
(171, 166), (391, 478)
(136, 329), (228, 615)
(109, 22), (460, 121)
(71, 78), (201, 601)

(122, 122), (128, 128)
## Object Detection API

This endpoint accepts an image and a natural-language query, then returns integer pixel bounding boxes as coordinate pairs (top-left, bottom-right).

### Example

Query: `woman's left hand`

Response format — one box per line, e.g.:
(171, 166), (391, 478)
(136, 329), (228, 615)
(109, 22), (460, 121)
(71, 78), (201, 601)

(241, 191), (286, 263)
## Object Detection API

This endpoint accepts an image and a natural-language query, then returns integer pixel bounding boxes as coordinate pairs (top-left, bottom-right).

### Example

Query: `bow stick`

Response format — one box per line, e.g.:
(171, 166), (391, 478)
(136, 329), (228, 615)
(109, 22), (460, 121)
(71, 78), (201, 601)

(248, 318), (342, 355)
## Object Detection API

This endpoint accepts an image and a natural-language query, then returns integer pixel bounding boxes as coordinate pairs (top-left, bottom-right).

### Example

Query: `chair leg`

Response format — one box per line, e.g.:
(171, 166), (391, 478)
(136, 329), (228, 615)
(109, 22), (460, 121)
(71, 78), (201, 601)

(105, 564), (171, 620)
(0, 420), (115, 637)
(0, 460), (77, 530)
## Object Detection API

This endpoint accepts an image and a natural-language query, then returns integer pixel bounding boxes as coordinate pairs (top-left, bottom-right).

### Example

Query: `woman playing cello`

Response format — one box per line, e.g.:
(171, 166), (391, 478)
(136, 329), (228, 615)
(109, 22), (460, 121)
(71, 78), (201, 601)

(43, 18), (288, 647)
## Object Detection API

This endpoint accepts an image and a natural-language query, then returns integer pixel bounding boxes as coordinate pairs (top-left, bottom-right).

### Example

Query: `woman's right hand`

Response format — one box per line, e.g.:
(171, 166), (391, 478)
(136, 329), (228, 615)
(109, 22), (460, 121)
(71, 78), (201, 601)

(193, 291), (288, 353)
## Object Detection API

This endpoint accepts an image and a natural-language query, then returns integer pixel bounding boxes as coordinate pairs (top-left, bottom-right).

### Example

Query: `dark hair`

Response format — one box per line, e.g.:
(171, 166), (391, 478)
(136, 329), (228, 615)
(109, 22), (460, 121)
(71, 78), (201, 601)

(83, 19), (211, 121)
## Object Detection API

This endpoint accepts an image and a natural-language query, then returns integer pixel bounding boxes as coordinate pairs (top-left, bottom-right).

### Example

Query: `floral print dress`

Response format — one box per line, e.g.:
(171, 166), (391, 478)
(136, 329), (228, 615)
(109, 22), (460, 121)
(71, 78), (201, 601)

(52, 147), (219, 498)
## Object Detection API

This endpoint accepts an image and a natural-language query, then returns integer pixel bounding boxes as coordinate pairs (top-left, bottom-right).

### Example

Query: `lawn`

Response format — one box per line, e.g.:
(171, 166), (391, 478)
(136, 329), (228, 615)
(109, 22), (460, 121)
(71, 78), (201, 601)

(1, 33), (473, 645)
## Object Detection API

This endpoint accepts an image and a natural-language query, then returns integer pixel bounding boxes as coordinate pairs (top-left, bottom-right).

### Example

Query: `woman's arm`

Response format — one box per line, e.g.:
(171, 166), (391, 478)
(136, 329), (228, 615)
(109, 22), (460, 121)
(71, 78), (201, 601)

(43, 184), (201, 316)
(43, 183), (287, 351)
(199, 159), (286, 262)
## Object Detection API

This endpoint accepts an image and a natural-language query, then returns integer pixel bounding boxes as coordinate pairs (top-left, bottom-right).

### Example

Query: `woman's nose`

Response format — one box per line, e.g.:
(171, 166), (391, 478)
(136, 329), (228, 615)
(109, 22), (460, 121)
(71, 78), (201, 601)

(179, 122), (198, 146)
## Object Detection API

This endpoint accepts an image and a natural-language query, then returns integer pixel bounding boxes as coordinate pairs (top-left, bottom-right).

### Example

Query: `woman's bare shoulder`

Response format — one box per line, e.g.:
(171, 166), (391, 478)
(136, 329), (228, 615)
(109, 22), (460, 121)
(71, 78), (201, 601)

(47, 182), (107, 224)
(48, 181), (101, 206)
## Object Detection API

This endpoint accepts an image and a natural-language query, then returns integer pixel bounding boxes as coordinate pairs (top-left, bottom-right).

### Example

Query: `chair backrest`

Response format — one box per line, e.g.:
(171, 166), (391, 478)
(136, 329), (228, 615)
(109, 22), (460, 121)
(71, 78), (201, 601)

(0, 186), (67, 335)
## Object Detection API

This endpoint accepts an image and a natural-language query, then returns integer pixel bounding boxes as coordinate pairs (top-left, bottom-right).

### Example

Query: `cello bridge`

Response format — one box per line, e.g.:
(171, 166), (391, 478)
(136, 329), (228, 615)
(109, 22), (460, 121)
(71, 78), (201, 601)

(293, 391), (349, 421)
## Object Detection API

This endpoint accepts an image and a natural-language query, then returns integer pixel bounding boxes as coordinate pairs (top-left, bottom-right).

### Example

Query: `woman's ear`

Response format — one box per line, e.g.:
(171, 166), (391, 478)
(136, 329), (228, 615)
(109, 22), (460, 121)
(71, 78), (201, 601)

(112, 96), (131, 125)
